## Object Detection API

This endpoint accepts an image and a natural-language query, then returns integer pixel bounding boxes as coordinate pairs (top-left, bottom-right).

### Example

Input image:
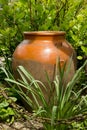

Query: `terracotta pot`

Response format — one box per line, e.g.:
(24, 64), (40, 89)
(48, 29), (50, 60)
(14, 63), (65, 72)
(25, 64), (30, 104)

(12, 31), (76, 106)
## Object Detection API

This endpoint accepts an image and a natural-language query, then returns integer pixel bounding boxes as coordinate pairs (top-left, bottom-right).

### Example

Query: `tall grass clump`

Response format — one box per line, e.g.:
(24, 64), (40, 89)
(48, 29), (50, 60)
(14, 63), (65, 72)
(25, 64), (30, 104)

(2, 60), (87, 130)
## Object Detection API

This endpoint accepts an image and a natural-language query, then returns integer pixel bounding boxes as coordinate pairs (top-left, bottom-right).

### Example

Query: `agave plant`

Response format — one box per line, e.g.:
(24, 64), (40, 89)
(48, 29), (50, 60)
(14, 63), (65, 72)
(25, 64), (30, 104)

(50, 60), (87, 129)
(2, 60), (87, 130)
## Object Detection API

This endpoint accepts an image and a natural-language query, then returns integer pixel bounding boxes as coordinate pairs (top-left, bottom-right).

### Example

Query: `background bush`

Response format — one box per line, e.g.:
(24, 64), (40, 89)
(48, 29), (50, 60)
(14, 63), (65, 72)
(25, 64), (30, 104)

(0, 0), (87, 65)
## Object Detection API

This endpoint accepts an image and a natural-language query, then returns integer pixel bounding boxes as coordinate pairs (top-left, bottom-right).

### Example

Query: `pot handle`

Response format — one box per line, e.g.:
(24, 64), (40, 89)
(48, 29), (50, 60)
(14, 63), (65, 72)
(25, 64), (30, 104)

(55, 41), (70, 48)
(54, 41), (62, 48)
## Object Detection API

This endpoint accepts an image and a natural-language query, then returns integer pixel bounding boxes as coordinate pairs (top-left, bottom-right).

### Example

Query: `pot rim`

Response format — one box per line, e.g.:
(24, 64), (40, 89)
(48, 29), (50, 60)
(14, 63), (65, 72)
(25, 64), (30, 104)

(23, 31), (66, 36)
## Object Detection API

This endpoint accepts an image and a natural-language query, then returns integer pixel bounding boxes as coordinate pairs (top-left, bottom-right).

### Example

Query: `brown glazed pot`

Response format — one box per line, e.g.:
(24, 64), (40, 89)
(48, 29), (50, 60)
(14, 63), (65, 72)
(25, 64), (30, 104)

(12, 31), (76, 107)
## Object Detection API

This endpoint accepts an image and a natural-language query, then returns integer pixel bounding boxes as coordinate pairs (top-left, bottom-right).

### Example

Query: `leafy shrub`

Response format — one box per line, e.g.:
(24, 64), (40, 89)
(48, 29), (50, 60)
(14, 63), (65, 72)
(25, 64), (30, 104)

(0, 83), (17, 123)
(0, 0), (87, 66)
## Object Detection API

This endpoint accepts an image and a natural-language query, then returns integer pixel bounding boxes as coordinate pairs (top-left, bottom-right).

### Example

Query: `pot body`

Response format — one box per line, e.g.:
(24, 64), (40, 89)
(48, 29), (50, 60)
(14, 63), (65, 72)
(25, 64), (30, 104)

(12, 31), (76, 106)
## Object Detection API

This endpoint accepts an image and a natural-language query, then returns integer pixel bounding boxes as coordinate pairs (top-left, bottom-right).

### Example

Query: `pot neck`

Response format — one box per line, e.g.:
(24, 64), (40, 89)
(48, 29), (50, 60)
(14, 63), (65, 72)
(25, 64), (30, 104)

(23, 31), (66, 40)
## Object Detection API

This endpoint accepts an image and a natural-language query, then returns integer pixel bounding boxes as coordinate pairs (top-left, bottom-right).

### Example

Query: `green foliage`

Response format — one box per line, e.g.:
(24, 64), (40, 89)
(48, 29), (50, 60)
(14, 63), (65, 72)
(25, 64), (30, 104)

(71, 120), (87, 130)
(0, 56), (12, 83)
(0, 0), (87, 65)
(0, 84), (17, 123)
(4, 60), (87, 129)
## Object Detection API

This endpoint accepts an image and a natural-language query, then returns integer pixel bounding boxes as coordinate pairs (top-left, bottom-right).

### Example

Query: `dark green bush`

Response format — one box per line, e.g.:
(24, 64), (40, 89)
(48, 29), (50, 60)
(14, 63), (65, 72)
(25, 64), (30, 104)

(0, 0), (87, 64)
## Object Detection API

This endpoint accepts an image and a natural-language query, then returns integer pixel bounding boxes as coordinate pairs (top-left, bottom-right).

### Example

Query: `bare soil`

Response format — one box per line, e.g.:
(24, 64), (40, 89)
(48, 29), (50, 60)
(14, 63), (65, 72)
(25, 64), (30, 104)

(0, 120), (43, 130)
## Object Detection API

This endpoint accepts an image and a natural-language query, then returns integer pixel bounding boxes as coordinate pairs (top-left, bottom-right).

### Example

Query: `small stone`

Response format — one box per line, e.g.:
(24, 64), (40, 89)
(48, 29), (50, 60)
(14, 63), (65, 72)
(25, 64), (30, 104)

(21, 128), (30, 130)
(13, 122), (24, 129)
(0, 124), (15, 130)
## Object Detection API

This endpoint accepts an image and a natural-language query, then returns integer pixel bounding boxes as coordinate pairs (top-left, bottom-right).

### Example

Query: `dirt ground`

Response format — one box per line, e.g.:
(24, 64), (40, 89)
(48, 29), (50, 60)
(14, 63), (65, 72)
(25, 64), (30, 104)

(0, 120), (43, 130)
